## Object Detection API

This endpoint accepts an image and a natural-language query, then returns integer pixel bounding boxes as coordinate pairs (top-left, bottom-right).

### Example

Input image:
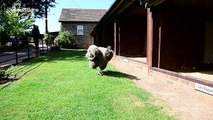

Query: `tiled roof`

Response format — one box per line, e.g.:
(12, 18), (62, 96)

(59, 9), (107, 22)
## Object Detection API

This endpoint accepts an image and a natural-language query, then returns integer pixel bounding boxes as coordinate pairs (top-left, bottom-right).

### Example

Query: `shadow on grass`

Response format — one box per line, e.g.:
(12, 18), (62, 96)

(1, 49), (87, 88)
(103, 70), (140, 81)
(0, 62), (43, 90)
(10, 49), (86, 72)
(33, 49), (87, 63)
(0, 78), (18, 85)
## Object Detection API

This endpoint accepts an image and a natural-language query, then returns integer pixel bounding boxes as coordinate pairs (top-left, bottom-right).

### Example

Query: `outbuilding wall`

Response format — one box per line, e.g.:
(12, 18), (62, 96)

(61, 22), (97, 48)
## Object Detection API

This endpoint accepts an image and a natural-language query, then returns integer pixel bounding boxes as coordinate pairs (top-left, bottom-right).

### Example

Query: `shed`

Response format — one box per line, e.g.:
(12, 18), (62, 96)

(59, 9), (107, 48)
(91, 0), (213, 91)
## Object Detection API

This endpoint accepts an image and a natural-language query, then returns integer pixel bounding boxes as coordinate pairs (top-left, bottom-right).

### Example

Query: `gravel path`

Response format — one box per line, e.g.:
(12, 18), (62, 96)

(110, 57), (213, 120)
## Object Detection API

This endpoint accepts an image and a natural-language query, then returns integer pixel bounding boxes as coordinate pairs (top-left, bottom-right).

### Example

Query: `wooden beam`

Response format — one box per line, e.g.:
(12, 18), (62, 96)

(158, 26), (161, 68)
(114, 20), (117, 55)
(91, 36), (94, 45)
(147, 8), (153, 73)
(118, 21), (121, 56)
(152, 0), (166, 6)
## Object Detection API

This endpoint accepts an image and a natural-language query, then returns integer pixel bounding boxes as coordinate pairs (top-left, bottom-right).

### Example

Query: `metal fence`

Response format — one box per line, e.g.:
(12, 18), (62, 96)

(0, 39), (48, 67)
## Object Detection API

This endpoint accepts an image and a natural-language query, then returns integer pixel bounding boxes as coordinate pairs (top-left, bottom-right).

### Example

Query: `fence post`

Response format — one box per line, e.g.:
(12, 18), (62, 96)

(47, 43), (48, 53)
(15, 39), (18, 64)
(27, 40), (30, 59)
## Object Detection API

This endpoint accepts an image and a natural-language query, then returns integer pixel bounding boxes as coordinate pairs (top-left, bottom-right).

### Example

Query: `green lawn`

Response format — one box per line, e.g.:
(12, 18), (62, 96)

(0, 49), (175, 120)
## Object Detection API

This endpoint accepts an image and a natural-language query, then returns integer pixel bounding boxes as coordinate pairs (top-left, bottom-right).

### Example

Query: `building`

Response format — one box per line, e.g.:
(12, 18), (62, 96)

(91, 0), (213, 95)
(59, 9), (107, 48)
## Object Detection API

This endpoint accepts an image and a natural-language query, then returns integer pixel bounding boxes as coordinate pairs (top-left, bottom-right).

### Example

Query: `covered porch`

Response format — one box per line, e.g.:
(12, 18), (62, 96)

(150, 0), (213, 85)
(91, 0), (147, 59)
(90, 0), (213, 91)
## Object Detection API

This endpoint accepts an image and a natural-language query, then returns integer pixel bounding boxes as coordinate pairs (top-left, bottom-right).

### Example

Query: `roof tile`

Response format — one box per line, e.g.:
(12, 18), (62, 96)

(59, 9), (107, 22)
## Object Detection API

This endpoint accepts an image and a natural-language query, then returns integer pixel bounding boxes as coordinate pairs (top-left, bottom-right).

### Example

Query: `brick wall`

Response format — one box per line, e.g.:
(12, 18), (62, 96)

(61, 22), (97, 48)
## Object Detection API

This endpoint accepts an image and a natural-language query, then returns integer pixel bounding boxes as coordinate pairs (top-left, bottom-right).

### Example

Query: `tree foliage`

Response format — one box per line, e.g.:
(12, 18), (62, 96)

(0, 0), (56, 18)
(0, 3), (35, 41)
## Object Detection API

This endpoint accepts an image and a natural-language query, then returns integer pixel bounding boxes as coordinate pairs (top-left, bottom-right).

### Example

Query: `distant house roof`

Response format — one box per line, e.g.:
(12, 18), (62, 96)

(59, 9), (107, 22)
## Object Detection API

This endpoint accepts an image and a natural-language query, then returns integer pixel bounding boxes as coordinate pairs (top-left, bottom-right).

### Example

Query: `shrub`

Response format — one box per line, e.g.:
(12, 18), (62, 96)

(43, 33), (51, 45)
(55, 31), (77, 48)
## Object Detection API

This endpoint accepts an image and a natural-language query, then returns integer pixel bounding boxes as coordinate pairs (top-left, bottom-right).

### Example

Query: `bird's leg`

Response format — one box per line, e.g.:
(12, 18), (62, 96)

(96, 68), (103, 76)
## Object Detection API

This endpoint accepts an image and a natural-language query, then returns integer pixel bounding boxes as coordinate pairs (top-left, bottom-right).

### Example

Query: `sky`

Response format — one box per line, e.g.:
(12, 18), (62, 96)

(34, 0), (115, 34)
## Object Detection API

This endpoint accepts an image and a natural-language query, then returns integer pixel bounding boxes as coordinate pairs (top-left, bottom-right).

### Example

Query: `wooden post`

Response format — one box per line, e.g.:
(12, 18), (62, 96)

(114, 20), (117, 56)
(96, 34), (98, 45)
(91, 36), (94, 45)
(158, 26), (161, 68)
(15, 37), (18, 64)
(15, 44), (18, 64)
(118, 21), (121, 56)
(45, 0), (48, 34)
(27, 40), (30, 59)
(147, 8), (153, 74)
(102, 29), (105, 46)
(44, 0), (48, 53)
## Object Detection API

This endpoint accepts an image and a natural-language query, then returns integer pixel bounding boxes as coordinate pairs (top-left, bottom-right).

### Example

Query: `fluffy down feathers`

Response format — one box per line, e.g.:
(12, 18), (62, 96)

(85, 45), (113, 75)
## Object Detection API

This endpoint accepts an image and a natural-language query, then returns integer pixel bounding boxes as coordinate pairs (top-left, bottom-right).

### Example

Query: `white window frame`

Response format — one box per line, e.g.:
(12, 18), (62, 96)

(77, 25), (84, 35)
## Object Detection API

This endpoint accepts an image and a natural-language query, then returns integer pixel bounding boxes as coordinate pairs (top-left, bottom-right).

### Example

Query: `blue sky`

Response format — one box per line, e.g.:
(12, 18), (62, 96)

(34, 0), (115, 34)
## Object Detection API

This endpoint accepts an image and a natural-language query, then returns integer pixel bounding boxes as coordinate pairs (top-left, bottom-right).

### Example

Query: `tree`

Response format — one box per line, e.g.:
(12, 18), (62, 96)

(0, 0), (56, 18)
(0, 3), (35, 42)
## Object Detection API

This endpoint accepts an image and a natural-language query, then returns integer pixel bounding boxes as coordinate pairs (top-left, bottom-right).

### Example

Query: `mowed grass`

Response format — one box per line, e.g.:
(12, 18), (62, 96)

(0, 49), (175, 120)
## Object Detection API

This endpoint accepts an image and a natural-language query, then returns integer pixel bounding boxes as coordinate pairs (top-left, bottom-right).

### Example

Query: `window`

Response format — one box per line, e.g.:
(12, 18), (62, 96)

(77, 25), (84, 35)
